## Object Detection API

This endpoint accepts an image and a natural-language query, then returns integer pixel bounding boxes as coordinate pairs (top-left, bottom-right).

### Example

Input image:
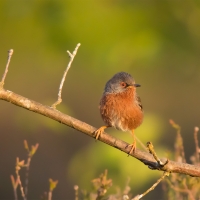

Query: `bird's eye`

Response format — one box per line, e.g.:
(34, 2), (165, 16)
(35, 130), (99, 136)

(120, 82), (127, 88)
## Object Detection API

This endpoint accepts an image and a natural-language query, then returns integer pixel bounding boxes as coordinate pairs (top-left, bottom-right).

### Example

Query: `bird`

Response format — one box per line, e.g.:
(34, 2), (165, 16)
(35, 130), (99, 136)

(95, 72), (143, 155)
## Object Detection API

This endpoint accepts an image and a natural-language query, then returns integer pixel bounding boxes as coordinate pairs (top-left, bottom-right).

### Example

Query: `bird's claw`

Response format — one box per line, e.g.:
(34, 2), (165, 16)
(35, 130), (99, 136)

(95, 126), (107, 140)
(126, 141), (136, 156)
(95, 129), (102, 140)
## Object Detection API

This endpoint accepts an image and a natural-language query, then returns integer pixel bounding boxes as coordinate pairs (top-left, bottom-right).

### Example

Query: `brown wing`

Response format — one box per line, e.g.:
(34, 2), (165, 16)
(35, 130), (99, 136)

(136, 94), (143, 111)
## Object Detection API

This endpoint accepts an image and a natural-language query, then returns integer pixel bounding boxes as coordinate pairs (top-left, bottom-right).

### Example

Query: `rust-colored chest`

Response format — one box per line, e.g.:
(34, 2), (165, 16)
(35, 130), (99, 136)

(99, 88), (143, 131)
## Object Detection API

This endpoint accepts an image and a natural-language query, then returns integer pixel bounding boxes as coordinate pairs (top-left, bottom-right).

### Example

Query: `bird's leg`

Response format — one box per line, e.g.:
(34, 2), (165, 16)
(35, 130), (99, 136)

(95, 125), (109, 140)
(127, 130), (136, 155)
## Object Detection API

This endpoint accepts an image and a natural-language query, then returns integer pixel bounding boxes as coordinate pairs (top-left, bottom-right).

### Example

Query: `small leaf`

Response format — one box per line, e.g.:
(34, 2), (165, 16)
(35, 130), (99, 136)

(49, 178), (58, 191)
(18, 160), (25, 167)
(30, 143), (39, 156)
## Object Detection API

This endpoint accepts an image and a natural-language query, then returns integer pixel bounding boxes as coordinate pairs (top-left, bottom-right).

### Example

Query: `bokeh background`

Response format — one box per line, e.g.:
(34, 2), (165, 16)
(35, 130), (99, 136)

(0, 0), (200, 199)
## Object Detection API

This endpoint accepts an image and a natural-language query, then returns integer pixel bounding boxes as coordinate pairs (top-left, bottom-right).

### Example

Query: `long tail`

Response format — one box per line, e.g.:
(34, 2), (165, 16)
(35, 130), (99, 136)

(135, 135), (148, 152)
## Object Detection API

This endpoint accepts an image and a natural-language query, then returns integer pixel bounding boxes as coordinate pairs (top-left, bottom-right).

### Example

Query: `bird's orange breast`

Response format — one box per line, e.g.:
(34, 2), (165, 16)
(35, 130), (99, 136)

(100, 88), (143, 132)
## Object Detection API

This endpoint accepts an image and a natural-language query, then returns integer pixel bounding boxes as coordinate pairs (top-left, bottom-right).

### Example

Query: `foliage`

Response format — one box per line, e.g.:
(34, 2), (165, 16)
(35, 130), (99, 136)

(163, 121), (200, 200)
(10, 120), (200, 200)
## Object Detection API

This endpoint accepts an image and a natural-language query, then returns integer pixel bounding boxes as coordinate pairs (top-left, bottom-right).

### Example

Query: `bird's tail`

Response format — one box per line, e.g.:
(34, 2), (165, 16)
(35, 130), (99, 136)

(135, 136), (148, 152)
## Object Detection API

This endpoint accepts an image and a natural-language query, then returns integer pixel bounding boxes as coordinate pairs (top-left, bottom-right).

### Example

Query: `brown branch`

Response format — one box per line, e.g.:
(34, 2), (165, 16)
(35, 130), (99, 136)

(1, 88), (200, 177)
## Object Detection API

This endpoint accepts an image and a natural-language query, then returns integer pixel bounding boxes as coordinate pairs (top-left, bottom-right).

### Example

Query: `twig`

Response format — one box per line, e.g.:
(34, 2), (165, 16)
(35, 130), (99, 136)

(24, 157), (31, 198)
(0, 49), (14, 88)
(74, 185), (79, 200)
(194, 127), (200, 163)
(166, 179), (195, 199)
(92, 169), (112, 200)
(48, 179), (58, 200)
(169, 119), (186, 163)
(182, 178), (195, 200)
(166, 179), (188, 193)
(52, 43), (81, 109)
(15, 158), (26, 200)
(147, 142), (168, 168)
(132, 172), (169, 200)
(123, 177), (131, 195)
(23, 140), (39, 198)
(10, 175), (18, 200)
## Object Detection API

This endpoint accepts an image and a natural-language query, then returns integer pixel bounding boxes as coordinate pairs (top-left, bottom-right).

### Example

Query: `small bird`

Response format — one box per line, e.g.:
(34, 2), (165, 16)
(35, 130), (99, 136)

(95, 72), (143, 155)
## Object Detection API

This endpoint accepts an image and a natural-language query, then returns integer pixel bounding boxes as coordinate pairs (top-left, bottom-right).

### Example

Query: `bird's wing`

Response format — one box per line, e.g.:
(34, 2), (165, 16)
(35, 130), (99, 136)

(136, 94), (143, 110)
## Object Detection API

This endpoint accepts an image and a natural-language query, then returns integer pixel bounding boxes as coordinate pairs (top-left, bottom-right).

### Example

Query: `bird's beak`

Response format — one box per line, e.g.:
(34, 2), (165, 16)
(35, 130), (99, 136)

(134, 83), (141, 87)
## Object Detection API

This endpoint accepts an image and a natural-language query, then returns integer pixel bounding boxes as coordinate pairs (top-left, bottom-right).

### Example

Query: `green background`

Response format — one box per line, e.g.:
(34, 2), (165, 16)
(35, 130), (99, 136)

(0, 0), (200, 199)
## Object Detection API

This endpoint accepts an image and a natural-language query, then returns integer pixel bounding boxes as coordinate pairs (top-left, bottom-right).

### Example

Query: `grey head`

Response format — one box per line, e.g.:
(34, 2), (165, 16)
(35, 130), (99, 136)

(104, 72), (140, 94)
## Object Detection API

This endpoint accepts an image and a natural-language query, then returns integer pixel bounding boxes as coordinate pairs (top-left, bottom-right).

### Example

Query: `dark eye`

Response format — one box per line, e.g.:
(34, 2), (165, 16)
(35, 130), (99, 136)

(120, 82), (127, 88)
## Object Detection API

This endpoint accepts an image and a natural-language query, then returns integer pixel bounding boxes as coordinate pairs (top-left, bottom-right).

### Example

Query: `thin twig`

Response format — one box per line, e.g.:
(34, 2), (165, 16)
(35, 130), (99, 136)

(52, 43), (81, 109)
(48, 179), (58, 200)
(166, 179), (188, 193)
(194, 127), (200, 163)
(74, 185), (79, 200)
(10, 175), (18, 200)
(182, 179), (195, 200)
(166, 179), (195, 199)
(123, 177), (131, 195)
(170, 119), (186, 163)
(0, 49), (14, 87)
(17, 175), (26, 200)
(15, 158), (26, 200)
(132, 172), (169, 200)
(23, 140), (39, 198)
(24, 157), (31, 198)
(48, 191), (52, 200)
(147, 142), (168, 167)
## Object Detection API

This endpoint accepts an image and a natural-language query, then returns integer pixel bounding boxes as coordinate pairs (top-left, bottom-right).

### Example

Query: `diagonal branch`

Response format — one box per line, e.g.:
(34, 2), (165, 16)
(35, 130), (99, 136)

(0, 88), (200, 177)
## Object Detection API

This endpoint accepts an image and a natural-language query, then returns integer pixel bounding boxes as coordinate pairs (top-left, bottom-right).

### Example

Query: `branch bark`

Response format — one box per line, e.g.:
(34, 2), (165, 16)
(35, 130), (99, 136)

(1, 88), (200, 177)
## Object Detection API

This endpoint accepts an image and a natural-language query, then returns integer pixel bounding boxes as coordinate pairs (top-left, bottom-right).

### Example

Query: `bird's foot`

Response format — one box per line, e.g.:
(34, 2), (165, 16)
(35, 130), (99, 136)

(95, 126), (107, 140)
(126, 140), (136, 156)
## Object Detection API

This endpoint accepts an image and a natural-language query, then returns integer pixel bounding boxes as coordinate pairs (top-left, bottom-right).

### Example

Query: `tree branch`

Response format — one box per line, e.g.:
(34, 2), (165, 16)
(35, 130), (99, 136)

(0, 88), (200, 177)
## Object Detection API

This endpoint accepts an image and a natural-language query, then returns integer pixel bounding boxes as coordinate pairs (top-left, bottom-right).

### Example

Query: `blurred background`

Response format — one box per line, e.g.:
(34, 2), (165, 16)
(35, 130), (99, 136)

(0, 0), (200, 199)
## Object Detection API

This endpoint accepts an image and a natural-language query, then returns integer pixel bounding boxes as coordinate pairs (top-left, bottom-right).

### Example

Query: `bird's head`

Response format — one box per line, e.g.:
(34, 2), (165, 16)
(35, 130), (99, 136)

(104, 72), (141, 94)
